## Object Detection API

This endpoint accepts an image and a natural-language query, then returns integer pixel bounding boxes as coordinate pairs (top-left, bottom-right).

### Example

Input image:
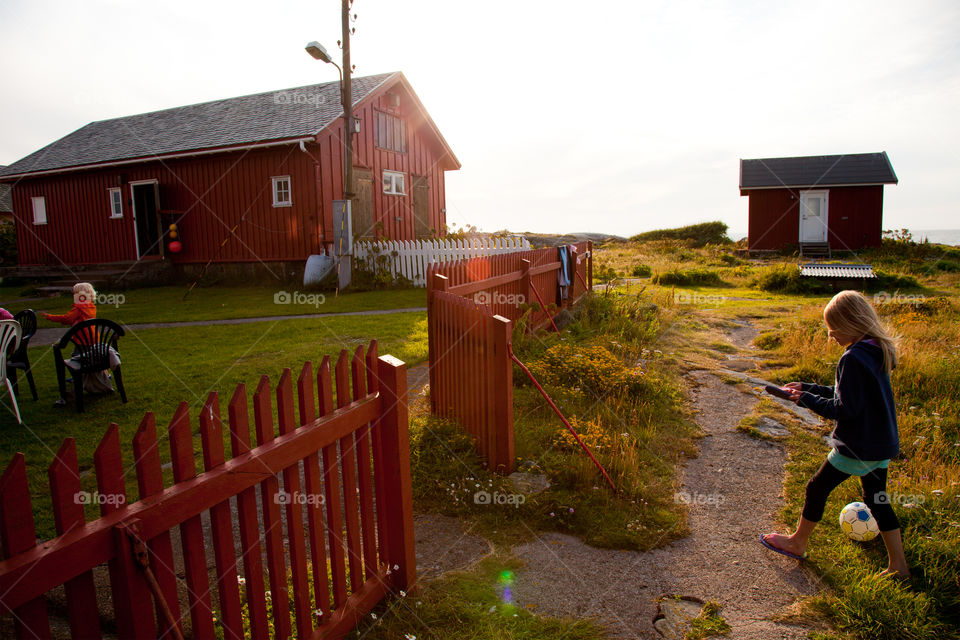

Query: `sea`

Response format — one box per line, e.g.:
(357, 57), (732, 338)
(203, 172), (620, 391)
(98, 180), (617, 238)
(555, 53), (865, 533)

(726, 229), (960, 247)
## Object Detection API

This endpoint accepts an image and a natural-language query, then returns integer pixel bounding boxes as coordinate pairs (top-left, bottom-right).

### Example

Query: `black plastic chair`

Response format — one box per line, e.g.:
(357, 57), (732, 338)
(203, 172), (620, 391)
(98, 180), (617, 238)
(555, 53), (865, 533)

(53, 319), (127, 412)
(7, 309), (38, 401)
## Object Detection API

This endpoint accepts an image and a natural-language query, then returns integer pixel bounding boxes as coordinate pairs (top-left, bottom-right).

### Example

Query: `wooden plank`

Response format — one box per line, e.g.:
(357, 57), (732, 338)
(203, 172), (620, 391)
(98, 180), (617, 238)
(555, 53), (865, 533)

(298, 361), (331, 620)
(0, 395), (381, 613)
(227, 384), (270, 640)
(492, 315), (515, 474)
(167, 404), (216, 639)
(365, 341), (388, 560)
(95, 424), (155, 639)
(335, 350), (364, 593)
(0, 453), (51, 639)
(48, 439), (101, 638)
(132, 413), (182, 638)
(308, 566), (389, 640)
(318, 356), (348, 609)
(376, 356), (416, 590)
(277, 369), (313, 639)
(199, 392), (244, 639)
(352, 346), (378, 580)
(252, 376), (291, 640)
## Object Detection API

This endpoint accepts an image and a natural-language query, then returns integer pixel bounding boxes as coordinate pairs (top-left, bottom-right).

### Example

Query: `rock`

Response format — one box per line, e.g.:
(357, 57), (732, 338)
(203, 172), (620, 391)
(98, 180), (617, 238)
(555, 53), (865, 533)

(508, 472), (551, 496)
(653, 595), (704, 639)
(754, 417), (789, 437)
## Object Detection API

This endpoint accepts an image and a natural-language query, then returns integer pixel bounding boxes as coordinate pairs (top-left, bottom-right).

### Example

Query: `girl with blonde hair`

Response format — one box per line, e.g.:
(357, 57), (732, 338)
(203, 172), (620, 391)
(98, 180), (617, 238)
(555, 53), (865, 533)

(761, 290), (909, 578)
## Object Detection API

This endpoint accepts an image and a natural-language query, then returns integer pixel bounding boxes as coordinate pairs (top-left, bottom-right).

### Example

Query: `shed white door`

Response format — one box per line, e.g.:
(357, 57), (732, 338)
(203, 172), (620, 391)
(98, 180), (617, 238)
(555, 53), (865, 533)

(799, 190), (828, 243)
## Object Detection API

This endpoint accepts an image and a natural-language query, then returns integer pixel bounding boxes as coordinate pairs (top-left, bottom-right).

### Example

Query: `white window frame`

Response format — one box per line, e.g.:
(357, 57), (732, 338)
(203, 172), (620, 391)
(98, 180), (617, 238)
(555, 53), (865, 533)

(272, 175), (292, 207)
(382, 170), (406, 196)
(31, 196), (47, 225)
(109, 187), (124, 218)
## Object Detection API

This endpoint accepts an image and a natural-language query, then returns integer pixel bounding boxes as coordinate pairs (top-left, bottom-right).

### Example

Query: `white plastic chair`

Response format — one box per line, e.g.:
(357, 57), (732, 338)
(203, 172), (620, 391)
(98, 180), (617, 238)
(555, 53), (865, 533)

(0, 319), (23, 424)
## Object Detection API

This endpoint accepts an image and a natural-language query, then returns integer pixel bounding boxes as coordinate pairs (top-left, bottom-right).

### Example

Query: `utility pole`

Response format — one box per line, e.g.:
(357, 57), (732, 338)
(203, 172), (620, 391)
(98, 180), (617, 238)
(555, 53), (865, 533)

(341, 0), (354, 198)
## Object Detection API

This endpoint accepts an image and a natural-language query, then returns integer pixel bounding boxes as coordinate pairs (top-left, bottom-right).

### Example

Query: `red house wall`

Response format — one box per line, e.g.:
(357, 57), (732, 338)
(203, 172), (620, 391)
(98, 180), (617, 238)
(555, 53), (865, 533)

(315, 79), (452, 242)
(11, 145), (322, 265)
(746, 185), (884, 251)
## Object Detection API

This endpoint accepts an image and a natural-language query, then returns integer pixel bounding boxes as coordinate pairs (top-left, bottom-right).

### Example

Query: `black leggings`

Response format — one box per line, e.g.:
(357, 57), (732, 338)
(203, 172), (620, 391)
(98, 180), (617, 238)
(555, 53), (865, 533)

(802, 459), (900, 532)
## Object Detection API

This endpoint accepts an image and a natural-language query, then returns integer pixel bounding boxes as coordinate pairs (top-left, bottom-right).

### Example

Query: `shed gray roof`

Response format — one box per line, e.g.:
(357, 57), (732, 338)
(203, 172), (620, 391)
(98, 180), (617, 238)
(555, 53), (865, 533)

(0, 73), (396, 178)
(740, 152), (897, 189)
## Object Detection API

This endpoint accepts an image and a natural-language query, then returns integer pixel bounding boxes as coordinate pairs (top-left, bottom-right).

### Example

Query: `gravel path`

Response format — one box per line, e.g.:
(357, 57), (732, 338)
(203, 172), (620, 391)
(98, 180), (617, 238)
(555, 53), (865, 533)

(510, 319), (824, 638)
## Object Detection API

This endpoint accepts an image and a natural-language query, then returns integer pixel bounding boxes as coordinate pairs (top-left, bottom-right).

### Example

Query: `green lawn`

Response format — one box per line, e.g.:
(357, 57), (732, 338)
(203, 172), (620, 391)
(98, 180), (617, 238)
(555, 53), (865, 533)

(1, 310), (428, 538)
(2, 285), (426, 325)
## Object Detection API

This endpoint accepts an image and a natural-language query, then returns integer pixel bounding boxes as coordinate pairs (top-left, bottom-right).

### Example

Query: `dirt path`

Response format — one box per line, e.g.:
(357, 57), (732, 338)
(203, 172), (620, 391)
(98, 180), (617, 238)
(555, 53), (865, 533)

(508, 319), (824, 638)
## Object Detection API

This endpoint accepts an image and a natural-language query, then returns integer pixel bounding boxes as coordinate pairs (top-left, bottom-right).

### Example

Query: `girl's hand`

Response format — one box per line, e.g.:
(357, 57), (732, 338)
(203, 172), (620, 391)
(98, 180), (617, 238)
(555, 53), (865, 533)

(786, 388), (803, 403)
(784, 382), (802, 391)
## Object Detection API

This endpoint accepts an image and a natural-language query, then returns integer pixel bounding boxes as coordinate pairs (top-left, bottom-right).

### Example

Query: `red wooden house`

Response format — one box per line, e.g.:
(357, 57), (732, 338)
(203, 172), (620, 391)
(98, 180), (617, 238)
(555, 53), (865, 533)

(0, 72), (459, 270)
(740, 152), (897, 254)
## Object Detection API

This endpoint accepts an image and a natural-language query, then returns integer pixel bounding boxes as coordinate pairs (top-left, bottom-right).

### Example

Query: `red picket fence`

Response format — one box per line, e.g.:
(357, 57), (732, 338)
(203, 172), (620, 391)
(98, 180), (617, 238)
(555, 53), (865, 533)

(426, 241), (592, 327)
(428, 291), (514, 473)
(426, 242), (592, 475)
(0, 341), (415, 640)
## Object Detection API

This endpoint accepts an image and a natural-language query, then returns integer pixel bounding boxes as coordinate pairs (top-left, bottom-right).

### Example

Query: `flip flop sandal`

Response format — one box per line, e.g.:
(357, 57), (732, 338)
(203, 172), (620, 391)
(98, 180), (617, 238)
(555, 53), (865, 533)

(760, 533), (807, 560)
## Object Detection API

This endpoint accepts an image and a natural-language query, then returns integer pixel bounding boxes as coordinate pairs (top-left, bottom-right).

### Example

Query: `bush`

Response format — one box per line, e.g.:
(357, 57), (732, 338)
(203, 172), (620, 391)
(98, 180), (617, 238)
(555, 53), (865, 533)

(0, 220), (16, 266)
(652, 268), (724, 287)
(631, 263), (652, 277)
(630, 221), (730, 247)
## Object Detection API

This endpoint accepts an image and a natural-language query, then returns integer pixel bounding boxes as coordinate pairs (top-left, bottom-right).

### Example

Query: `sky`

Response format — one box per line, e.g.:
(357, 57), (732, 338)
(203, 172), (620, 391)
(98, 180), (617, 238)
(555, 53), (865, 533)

(1, 0), (958, 238)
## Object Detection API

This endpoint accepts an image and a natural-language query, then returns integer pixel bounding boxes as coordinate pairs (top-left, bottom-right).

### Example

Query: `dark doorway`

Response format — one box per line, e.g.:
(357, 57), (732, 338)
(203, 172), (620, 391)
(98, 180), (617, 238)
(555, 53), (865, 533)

(132, 182), (160, 257)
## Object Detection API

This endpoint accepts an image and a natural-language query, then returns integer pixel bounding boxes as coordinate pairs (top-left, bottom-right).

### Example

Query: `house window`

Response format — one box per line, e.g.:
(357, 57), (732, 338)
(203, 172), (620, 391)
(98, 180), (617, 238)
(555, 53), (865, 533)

(31, 196), (47, 225)
(375, 111), (406, 153)
(382, 171), (406, 196)
(272, 176), (291, 207)
(109, 187), (123, 218)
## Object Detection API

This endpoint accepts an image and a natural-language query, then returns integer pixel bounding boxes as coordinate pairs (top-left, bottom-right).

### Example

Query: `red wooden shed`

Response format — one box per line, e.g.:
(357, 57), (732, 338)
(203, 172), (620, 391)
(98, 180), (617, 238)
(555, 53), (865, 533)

(0, 72), (459, 270)
(739, 152), (897, 255)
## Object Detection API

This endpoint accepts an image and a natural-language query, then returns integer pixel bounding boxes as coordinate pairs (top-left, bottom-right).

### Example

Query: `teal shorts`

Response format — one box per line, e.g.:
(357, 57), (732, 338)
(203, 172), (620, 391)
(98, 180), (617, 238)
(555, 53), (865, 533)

(827, 449), (890, 476)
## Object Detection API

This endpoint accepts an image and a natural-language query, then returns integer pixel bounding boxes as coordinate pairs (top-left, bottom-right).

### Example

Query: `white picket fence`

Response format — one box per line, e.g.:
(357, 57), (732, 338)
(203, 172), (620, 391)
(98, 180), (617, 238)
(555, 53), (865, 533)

(353, 236), (532, 287)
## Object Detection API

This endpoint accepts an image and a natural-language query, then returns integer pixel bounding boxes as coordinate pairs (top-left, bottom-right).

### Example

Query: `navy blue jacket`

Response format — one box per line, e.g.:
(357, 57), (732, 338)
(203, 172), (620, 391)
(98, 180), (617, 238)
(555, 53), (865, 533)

(798, 341), (899, 461)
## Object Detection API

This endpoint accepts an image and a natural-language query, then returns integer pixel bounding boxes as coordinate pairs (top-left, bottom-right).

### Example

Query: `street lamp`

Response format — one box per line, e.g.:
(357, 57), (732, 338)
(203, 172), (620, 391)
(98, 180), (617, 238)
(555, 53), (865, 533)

(304, 39), (352, 198)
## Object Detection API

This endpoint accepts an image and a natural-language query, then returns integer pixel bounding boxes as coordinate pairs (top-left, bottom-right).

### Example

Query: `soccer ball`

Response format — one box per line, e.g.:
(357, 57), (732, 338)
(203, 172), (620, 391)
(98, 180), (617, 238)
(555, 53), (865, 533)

(839, 502), (879, 542)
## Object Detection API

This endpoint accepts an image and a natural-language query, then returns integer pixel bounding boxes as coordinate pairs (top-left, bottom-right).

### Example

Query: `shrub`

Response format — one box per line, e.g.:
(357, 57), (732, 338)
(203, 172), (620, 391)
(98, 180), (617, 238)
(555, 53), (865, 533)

(0, 220), (16, 266)
(630, 221), (730, 247)
(528, 342), (647, 398)
(652, 268), (724, 287)
(631, 263), (652, 277)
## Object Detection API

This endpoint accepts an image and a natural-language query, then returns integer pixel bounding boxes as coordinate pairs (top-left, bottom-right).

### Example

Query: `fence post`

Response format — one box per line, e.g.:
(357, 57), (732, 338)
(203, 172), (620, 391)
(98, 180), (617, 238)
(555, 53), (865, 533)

(587, 240), (593, 290)
(376, 355), (415, 591)
(428, 274), (449, 413)
(491, 315), (515, 474)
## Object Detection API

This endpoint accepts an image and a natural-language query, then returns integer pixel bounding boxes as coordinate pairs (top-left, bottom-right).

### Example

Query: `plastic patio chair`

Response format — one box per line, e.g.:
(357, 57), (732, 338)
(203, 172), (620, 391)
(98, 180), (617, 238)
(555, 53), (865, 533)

(7, 309), (38, 401)
(0, 320), (23, 424)
(53, 318), (127, 412)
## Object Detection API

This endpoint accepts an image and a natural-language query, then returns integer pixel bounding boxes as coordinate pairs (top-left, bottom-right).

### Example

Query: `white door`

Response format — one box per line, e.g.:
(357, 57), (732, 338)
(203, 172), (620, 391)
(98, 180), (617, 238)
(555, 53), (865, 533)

(799, 190), (828, 243)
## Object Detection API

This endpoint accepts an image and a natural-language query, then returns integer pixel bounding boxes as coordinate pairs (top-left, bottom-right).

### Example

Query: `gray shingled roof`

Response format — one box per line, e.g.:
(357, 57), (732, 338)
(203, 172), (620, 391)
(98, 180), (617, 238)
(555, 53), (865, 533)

(0, 73), (396, 178)
(740, 152), (897, 189)
(0, 171), (11, 212)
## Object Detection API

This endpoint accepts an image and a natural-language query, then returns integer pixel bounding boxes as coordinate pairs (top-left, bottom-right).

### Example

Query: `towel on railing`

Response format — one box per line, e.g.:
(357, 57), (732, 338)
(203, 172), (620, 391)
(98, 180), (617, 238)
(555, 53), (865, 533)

(558, 246), (571, 301)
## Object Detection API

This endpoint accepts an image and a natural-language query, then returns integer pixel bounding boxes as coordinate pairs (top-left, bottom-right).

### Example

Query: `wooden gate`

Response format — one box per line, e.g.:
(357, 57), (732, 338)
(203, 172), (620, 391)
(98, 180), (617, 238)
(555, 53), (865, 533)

(0, 341), (414, 640)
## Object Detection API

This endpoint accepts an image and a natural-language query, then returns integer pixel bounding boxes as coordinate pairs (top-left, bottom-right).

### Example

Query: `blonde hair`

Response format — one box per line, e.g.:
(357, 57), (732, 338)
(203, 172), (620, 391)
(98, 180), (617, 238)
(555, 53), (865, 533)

(824, 290), (898, 373)
(73, 282), (97, 304)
